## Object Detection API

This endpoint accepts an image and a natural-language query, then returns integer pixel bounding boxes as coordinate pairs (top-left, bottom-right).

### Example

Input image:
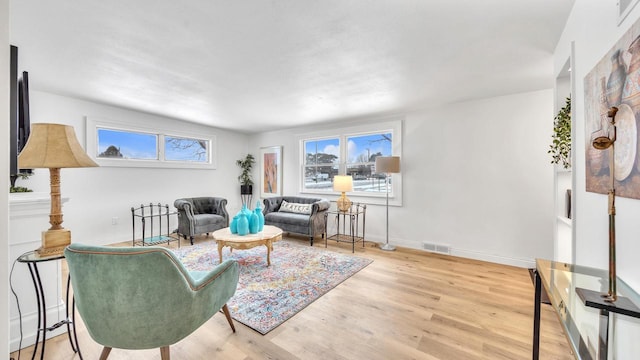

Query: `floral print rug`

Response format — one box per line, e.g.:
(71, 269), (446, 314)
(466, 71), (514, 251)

(173, 241), (373, 334)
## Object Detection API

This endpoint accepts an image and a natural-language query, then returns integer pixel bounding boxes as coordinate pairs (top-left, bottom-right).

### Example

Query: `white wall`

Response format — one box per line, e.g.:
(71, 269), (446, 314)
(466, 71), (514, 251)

(556, 1), (640, 357)
(249, 89), (554, 268)
(20, 90), (249, 246)
(1, 0), (11, 355)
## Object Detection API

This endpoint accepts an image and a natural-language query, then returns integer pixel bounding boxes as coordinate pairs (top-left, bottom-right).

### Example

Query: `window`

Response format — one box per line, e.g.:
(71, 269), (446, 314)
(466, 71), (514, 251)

(346, 132), (393, 193)
(87, 118), (217, 169)
(97, 128), (158, 160)
(298, 119), (402, 202)
(164, 136), (209, 163)
(303, 137), (340, 191)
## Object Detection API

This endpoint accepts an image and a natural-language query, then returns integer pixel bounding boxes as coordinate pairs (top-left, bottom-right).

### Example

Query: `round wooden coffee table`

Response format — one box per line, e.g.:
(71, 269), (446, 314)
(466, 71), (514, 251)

(212, 225), (283, 266)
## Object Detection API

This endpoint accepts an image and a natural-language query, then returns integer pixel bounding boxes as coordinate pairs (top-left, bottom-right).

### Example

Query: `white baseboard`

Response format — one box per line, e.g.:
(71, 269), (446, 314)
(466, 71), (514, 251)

(450, 248), (535, 269)
(366, 235), (535, 269)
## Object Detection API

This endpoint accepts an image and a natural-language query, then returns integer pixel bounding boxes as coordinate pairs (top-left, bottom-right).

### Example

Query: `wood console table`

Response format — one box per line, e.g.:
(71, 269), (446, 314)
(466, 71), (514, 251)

(533, 259), (640, 359)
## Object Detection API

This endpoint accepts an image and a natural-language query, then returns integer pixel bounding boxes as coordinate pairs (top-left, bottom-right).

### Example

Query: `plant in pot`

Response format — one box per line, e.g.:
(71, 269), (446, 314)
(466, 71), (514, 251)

(9, 172), (33, 193)
(236, 154), (256, 197)
(549, 96), (571, 169)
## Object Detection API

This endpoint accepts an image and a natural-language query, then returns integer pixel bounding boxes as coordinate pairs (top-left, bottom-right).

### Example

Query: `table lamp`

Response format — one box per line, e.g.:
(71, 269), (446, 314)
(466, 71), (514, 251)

(18, 123), (99, 256)
(375, 156), (400, 251)
(333, 175), (354, 212)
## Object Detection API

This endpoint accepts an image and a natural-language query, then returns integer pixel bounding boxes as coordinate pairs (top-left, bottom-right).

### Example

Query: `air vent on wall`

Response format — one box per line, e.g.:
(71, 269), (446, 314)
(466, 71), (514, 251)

(422, 242), (451, 255)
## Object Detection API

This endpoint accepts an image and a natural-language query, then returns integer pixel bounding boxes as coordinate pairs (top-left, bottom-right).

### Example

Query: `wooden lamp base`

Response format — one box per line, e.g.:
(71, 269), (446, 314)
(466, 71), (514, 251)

(36, 229), (71, 257)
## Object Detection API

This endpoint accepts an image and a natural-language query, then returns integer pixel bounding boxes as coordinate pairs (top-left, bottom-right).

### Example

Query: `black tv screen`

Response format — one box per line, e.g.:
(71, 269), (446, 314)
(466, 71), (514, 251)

(9, 45), (32, 186)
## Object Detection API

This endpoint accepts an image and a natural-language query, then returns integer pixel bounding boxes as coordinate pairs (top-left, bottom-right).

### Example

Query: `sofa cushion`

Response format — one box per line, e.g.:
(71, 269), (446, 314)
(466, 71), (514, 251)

(193, 214), (225, 227)
(264, 212), (311, 226)
(278, 200), (312, 215)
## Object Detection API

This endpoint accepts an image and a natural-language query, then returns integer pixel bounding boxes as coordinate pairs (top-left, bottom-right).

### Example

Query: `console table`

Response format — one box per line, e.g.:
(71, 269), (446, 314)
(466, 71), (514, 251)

(533, 259), (640, 359)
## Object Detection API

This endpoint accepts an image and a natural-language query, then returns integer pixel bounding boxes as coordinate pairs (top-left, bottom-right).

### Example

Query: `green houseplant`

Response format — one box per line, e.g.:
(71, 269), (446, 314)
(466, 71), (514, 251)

(549, 96), (571, 169)
(236, 154), (256, 195)
(9, 173), (33, 193)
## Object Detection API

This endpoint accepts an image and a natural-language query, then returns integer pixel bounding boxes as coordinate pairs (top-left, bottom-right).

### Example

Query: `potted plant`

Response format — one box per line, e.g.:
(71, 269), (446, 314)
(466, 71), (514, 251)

(549, 96), (571, 169)
(10, 172), (33, 193)
(236, 154), (256, 196)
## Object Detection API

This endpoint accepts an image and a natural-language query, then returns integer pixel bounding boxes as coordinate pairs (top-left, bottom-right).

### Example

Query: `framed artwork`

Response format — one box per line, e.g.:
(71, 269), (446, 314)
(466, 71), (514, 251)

(584, 15), (640, 199)
(260, 146), (282, 197)
(619, 0), (640, 25)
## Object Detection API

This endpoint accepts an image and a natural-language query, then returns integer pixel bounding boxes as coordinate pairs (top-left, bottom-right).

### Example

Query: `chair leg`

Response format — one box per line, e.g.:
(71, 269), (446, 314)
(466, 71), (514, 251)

(160, 346), (170, 360)
(222, 304), (236, 333)
(309, 236), (314, 246)
(190, 236), (194, 245)
(99, 347), (112, 360)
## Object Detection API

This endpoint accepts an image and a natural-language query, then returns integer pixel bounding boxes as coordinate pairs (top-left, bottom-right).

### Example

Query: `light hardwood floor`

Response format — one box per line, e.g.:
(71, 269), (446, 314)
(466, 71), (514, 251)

(11, 235), (573, 360)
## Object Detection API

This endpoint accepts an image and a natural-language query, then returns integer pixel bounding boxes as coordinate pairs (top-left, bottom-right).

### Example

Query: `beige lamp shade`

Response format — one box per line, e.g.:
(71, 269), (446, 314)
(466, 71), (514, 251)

(333, 175), (354, 192)
(18, 123), (98, 169)
(333, 175), (354, 212)
(375, 156), (401, 174)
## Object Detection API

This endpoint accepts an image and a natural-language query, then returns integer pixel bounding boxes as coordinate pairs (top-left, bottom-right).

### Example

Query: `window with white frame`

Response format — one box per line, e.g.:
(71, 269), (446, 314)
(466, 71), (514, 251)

(87, 118), (216, 169)
(299, 119), (401, 199)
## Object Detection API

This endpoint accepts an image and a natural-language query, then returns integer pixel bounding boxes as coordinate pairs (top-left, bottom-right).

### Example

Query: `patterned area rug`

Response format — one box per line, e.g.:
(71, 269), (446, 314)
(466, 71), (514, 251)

(173, 241), (372, 334)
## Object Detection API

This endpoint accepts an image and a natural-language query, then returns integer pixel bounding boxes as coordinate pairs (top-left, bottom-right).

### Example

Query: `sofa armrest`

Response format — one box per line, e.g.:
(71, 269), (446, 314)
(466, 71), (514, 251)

(263, 197), (283, 214)
(311, 199), (331, 215)
(174, 199), (195, 219)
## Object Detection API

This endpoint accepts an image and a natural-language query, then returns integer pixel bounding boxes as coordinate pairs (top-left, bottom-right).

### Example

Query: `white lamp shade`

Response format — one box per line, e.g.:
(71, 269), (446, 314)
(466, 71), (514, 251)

(333, 175), (354, 192)
(375, 156), (400, 173)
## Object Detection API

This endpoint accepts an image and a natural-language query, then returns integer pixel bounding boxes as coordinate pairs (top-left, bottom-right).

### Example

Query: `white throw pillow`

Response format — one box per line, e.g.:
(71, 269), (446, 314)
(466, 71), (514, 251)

(278, 200), (312, 215)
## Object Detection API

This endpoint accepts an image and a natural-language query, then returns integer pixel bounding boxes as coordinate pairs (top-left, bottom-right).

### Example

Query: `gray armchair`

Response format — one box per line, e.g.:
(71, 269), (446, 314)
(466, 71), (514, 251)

(174, 197), (229, 245)
(262, 196), (330, 245)
(64, 243), (239, 360)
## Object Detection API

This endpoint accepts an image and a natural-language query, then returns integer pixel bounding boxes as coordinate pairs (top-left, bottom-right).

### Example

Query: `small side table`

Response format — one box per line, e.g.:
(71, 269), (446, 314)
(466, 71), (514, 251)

(324, 203), (366, 253)
(131, 203), (180, 247)
(18, 251), (82, 360)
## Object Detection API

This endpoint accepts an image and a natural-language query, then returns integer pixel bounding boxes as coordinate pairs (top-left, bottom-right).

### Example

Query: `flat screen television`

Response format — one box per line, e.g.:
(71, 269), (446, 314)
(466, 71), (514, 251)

(9, 45), (32, 187)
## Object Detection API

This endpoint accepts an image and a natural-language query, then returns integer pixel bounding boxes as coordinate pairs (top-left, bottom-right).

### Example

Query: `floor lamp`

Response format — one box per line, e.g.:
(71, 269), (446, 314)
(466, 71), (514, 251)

(375, 156), (400, 251)
(18, 123), (99, 256)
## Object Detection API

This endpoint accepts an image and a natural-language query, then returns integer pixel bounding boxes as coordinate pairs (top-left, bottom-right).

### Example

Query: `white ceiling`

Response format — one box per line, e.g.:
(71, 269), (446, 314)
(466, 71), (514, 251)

(10, 0), (575, 133)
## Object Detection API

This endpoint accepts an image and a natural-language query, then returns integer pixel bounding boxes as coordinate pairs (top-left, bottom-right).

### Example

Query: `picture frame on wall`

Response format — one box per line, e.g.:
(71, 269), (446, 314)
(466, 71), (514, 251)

(260, 146), (282, 198)
(619, 0), (640, 25)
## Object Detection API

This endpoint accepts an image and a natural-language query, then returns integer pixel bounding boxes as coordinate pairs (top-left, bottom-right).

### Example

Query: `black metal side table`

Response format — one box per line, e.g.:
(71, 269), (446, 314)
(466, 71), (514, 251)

(324, 203), (366, 253)
(18, 251), (82, 360)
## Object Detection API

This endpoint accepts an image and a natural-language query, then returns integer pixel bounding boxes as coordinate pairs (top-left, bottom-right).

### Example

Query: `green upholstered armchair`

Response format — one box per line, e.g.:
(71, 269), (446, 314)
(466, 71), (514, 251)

(64, 243), (239, 360)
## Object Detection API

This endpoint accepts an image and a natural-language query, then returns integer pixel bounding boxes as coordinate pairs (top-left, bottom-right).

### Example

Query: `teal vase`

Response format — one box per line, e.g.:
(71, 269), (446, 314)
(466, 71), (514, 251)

(237, 214), (249, 236)
(241, 204), (252, 218)
(255, 201), (265, 231)
(249, 212), (259, 234)
(230, 215), (239, 234)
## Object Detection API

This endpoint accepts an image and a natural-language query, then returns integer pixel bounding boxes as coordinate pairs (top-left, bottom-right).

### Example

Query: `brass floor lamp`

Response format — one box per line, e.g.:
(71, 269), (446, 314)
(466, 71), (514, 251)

(375, 156), (400, 251)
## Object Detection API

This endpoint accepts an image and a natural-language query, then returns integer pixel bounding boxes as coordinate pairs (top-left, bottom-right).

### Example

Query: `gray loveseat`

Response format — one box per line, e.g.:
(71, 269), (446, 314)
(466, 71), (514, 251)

(262, 196), (330, 245)
(174, 197), (229, 245)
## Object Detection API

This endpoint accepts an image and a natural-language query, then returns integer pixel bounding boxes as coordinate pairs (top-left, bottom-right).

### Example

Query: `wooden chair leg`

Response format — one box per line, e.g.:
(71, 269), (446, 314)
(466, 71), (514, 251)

(160, 346), (170, 360)
(222, 304), (236, 333)
(99, 347), (112, 360)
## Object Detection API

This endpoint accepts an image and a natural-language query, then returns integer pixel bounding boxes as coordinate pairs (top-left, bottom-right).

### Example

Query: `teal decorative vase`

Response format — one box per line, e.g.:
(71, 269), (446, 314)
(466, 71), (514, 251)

(241, 204), (252, 221)
(237, 214), (249, 236)
(230, 215), (239, 234)
(255, 201), (264, 231)
(249, 212), (259, 234)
